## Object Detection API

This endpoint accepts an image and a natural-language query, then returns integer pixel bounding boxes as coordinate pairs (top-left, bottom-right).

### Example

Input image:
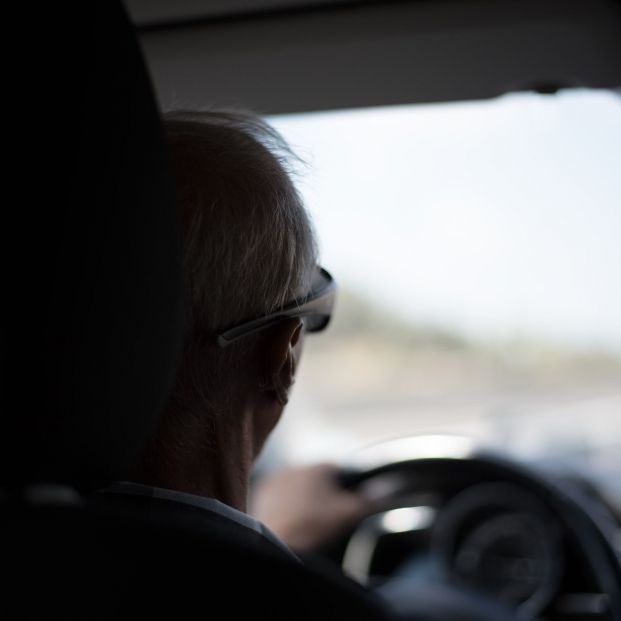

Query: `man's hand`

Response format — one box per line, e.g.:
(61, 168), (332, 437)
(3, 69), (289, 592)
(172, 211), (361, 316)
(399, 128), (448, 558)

(251, 463), (375, 552)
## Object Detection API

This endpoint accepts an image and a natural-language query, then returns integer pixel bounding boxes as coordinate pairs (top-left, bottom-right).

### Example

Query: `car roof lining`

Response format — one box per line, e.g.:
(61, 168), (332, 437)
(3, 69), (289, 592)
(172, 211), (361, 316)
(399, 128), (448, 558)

(126, 0), (621, 115)
(126, 0), (441, 29)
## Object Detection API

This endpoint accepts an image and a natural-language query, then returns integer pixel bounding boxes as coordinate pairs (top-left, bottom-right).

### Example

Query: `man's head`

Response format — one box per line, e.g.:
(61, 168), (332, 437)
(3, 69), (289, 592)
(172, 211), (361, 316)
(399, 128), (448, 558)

(133, 111), (319, 503)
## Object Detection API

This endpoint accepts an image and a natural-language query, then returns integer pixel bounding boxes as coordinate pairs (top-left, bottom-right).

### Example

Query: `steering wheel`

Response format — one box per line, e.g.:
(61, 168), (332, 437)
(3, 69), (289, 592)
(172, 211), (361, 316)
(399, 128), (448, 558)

(335, 435), (621, 621)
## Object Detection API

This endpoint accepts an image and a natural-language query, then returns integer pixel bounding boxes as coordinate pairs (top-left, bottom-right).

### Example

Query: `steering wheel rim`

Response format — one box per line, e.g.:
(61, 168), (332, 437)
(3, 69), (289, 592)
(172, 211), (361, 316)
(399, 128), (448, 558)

(338, 435), (621, 621)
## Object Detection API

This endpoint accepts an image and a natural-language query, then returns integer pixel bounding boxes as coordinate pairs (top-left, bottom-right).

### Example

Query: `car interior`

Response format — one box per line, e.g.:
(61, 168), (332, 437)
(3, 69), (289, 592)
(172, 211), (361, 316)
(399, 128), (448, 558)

(4, 1), (620, 619)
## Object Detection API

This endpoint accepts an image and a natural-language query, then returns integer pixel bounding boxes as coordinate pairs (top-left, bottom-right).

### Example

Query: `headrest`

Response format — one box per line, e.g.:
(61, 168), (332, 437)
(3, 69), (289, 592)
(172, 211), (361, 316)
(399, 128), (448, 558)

(2, 1), (183, 491)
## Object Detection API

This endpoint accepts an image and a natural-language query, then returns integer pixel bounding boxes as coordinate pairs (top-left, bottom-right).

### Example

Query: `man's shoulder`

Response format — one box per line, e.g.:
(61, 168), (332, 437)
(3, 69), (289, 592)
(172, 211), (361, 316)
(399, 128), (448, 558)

(86, 484), (391, 619)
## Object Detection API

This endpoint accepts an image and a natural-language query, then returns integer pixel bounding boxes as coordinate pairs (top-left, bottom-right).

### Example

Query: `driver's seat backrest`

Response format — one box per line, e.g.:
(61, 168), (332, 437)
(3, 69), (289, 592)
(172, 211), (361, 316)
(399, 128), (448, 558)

(2, 3), (392, 618)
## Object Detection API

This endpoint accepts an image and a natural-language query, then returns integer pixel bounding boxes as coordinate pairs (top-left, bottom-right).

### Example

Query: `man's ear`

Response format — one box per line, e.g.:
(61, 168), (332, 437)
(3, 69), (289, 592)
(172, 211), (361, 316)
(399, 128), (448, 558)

(262, 318), (304, 405)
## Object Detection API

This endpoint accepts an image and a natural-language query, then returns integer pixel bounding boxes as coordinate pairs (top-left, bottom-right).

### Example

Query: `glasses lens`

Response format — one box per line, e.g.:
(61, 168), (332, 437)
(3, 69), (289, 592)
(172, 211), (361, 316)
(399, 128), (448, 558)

(303, 313), (331, 333)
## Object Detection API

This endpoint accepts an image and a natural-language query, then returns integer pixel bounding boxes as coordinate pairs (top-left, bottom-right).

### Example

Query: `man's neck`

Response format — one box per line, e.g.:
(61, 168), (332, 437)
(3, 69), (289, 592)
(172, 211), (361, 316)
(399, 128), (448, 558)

(130, 407), (255, 512)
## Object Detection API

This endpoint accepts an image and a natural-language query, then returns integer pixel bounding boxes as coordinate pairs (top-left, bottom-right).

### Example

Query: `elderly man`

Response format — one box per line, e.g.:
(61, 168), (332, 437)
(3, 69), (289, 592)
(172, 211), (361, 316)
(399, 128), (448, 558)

(100, 110), (371, 558)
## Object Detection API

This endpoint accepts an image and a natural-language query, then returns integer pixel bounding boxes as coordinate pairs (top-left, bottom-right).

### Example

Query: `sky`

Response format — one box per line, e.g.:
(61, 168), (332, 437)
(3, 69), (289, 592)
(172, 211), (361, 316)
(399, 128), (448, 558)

(270, 89), (621, 355)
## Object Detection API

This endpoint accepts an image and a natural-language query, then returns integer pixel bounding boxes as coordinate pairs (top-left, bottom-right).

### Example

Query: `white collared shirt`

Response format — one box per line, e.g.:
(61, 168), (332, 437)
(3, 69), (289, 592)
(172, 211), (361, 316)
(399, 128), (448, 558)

(102, 480), (297, 560)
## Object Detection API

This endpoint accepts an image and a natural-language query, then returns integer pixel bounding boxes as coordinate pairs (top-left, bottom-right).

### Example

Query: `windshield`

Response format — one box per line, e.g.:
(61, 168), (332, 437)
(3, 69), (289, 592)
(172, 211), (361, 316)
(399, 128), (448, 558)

(260, 89), (621, 496)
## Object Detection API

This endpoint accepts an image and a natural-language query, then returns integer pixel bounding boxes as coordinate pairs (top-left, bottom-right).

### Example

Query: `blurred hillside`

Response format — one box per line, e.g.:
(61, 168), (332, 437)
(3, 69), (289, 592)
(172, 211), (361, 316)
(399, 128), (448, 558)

(301, 286), (621, 415)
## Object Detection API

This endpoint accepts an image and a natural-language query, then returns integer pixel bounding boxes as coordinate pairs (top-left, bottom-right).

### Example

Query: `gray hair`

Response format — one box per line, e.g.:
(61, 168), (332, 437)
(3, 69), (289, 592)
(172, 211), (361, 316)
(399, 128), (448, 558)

(165, 110), (317, 337)
(163, 110), (318, 420)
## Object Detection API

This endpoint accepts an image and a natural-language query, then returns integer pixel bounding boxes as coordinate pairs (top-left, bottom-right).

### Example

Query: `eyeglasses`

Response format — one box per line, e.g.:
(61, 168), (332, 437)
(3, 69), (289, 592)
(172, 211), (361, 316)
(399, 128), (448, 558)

(216, 267), (337, 347)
